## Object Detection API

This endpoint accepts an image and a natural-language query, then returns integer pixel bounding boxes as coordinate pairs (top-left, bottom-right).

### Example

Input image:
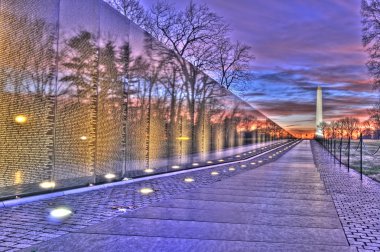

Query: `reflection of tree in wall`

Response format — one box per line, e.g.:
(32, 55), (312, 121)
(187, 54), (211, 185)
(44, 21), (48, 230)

(56, 31), (98, 179)
(0, 10), (56, 186)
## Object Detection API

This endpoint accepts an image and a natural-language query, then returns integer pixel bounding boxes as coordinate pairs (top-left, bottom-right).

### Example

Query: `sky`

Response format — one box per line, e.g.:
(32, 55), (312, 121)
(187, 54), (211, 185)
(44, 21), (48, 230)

(140, 0), (376, 137)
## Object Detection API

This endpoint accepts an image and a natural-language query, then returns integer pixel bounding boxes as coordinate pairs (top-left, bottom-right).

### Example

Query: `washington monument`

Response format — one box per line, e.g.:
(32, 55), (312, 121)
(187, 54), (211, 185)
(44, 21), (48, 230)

(315, 86), (323, 137)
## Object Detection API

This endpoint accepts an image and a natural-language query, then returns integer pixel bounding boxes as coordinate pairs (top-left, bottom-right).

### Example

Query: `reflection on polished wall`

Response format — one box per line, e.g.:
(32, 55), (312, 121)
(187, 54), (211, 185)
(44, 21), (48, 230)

(0, 0), (292, 198)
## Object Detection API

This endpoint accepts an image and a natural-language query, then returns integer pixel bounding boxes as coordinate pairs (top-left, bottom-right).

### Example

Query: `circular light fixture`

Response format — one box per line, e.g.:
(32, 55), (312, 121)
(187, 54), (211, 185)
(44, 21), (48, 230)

(258, 160), (263, 163)
(241, 164), (247, 168)
(235, 155), (241, 158)
(171, 165), (180, 169)
(251, 162), (256, 165)
(192, 163), (199, 166)
(218, 159), (224, 162)
(39, 181), (56, 189)
(211, 171), (219, 176)
(14, 115), (27, 124)
(206, 161), (213, 164)
(80, 136), (87, 141)
(228, 167), (236, 171)
(183, 177), (194, 183)
(144, 168), (154, 173)
(50, 207), (72, 219)
(139, 187), (154, 195)
(104, 173), (116, 179)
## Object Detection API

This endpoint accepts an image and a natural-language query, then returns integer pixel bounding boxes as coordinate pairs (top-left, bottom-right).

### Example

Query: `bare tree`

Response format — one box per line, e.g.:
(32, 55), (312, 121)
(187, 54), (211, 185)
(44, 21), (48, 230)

(146, 1), (228, 69)
(368, 96), (380, 131)
(317, 121), (329, 138)
(362, 0), (380, 89)
(215, 38), (254, 90)
(105, 0), (148, 27)
(340, 117), (360, 138)
(361, 119), (374, 136)
(328, 121), (339, 138)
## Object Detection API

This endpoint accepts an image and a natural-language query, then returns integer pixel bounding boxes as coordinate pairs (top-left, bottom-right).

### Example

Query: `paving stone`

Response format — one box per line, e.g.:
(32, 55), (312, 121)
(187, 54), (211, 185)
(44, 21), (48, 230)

(0, 140), (298, 251)
(312, 140), (380, 252)
(29, 141), (353, 251)
(26, 234), (357, 252)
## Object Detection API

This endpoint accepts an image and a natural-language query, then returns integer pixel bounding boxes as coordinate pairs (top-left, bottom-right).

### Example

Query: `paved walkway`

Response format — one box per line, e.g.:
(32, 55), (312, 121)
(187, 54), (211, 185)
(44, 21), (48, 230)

(28, 141), (354, 252)
(312, 141), (380, 252)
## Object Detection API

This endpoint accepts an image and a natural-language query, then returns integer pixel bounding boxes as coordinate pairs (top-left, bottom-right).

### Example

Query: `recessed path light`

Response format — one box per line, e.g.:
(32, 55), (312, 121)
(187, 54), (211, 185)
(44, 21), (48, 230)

(144, 168), (154, 173)
(192, 163), (199, 166)
(39, 181), (56, 189)
(139, 187), (154, 195)
(211, 171), (219, 176)
(184, 177), (194, 183)
(171, 165), (180, 169)
(228, 167), (236, 171)
(105, 173), (116, 179)
(50, 207), (72, 219)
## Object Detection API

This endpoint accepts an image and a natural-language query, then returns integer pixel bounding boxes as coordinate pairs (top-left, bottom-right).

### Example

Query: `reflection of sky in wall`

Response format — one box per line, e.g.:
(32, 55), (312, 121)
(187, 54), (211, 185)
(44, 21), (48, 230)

(141, 0), (375, 135)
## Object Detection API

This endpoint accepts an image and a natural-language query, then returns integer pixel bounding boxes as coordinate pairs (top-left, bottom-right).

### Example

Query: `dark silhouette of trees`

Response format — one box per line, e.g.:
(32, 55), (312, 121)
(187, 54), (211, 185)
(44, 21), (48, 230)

(0, 10), (57, 97)
(60, 31), (98, 101)
(362, 0), (380, 90)
(105, 0), (148, 27)
(215, 38), (255, 90)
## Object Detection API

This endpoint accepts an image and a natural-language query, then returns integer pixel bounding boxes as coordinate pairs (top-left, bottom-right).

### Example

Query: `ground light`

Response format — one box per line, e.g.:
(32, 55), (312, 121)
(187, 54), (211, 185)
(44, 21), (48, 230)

(218, 159), (224, 162)
(171, 165), (180, 169)
(251, 162), (256, 165)
(211, 171), (219, 176)
(183, 177), (194, 183)
(207, 161), (213, 164)
(228, 167), (236, 171)
(39, 181), (56, 189)
(104, 173), (116, 179)
(192, 163), (199, 166)
(240, 164), (247, 168)
(144, 168), (154, 173)
(14, 115), (27, 124)
(139, 187), (154, 195)
(50, 207), (72, 219)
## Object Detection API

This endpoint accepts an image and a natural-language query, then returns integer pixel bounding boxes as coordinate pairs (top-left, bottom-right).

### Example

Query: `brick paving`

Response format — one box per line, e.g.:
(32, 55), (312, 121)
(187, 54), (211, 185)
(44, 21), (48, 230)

(0, 140), (298, 251)
(312, 140), (380, 252)
(26, 140), (354, 252)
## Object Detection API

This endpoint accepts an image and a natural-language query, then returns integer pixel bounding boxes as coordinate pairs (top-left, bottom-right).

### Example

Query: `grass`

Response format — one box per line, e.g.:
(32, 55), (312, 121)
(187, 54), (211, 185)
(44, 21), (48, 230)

(326, 139), (380, 182)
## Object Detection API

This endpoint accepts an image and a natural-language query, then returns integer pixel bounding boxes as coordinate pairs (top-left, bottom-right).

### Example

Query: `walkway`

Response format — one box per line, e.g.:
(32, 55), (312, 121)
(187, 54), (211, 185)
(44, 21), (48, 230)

(28, 141), (354, 252)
